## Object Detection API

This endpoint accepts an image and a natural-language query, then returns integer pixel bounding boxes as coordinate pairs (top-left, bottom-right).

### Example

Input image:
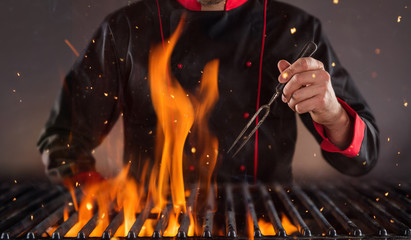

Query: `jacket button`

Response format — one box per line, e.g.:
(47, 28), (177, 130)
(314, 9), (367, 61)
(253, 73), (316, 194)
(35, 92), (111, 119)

(177, 63), (183, 69)
(245, 61), (252, 67)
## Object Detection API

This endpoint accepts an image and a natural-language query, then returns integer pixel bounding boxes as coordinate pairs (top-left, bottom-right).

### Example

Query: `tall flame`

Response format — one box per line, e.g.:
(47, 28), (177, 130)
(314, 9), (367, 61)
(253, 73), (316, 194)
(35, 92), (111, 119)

(64, 15), (220, 238)
(148, 13), (220, 220)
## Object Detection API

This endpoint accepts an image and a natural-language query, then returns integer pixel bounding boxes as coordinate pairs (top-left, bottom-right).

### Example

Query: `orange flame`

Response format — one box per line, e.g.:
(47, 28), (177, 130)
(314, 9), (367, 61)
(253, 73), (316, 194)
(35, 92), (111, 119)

(246, 213), (255, 240)
(63, 14), (220, 238)
(258, 218), (275, 236)
(148, 13), (220, 236)
(281, 214), (298, 235)
(65, 164), (144, 237)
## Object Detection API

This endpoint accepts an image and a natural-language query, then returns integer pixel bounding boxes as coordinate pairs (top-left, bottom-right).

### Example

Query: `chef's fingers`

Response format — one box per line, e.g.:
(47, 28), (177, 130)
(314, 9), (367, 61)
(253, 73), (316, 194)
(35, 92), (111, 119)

(277, 60), (291, 73)
(278, 57), (324, 84)
(286, 83), (324, 112)
(282, 69), (330, 103)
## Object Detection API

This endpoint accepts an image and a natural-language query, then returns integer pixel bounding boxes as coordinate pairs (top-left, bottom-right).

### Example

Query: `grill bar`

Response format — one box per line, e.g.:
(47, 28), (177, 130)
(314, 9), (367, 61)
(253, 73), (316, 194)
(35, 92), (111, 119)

(274, 183), (311, 236)
(259, 185), (286, 237)
(155, 204), (172, 238)
(342, 185), (411, 236)
(2, 181), (411, 239)
(127, 201), (152, 239)
(324, 187), (388, 236)
(292, 185), (336, 237)
(201, 185), (215, 238)
(225, 184), (237, 238)
(311, 186), (362, 236)
(102, 210), (123, 239)
(242, 184), (262, 237)
(177, 186), (198, 238)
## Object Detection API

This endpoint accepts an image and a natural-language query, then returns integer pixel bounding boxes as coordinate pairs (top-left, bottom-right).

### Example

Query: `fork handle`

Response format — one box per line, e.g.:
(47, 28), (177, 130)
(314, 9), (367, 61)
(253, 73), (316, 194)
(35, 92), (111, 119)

(275, 41), (318, 94)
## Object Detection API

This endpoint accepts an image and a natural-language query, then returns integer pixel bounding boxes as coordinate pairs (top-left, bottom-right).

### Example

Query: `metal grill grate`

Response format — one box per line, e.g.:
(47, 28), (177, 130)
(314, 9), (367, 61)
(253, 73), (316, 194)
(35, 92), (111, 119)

(1, 181), (410, 239)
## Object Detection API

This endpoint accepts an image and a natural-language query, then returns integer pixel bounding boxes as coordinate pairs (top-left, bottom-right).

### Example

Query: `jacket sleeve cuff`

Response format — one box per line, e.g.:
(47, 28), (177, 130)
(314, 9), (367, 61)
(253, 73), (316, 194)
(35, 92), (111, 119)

(313, 98), (365, 157)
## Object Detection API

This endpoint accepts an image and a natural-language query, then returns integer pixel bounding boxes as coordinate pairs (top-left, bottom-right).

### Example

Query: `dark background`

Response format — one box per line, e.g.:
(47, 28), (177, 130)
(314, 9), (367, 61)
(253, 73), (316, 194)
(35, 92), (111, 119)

(0, 0), (410, 182)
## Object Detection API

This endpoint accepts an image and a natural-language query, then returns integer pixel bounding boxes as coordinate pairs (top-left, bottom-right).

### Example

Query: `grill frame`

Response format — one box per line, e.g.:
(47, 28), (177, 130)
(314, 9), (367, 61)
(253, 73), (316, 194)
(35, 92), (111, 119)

(1, 181), (410, 240)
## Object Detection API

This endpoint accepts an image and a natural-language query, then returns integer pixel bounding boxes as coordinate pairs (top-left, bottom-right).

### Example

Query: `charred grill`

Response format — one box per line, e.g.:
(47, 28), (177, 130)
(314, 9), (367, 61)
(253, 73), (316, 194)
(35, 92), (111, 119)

(1, 181), (410, 239)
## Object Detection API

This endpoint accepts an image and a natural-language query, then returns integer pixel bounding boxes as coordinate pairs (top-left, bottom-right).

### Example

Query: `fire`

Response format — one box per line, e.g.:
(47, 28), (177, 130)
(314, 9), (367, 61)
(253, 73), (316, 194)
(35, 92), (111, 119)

(281, 214), (298, 235)
(147, 12), (219, 235)
(63, 15), (220, 238)
(65, 164), (144, 237)
(258, 218), (275, 236)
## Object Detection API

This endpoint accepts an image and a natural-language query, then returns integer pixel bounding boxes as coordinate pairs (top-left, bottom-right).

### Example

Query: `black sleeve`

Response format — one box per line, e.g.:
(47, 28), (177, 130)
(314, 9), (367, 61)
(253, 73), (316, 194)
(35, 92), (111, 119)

(299, 18), (379, 176)
(37, 13), (130, 175)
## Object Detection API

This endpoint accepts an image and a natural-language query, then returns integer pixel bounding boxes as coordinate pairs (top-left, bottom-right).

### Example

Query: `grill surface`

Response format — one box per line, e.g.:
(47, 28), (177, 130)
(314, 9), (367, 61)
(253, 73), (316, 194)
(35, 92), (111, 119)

(1, 181), (410, 239)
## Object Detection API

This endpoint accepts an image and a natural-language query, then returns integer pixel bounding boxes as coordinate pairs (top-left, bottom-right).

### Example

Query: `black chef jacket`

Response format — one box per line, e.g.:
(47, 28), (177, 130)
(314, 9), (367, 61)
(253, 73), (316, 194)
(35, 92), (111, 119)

(37, 0), (379, 183)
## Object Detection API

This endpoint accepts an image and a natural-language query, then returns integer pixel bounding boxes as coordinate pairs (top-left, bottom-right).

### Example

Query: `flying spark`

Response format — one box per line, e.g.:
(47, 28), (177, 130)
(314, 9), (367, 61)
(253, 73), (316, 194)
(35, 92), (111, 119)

(333, 0), (339, 4)
(17, 72), (21, 77)
(64, 39), (80, 57)
(397, 16), (402, 23)
(290, 27), (297, 34)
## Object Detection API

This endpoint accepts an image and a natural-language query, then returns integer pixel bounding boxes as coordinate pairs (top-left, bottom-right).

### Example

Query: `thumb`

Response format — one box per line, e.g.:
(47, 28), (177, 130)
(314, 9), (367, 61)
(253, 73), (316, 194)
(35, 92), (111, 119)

(277, 60), (291, 73)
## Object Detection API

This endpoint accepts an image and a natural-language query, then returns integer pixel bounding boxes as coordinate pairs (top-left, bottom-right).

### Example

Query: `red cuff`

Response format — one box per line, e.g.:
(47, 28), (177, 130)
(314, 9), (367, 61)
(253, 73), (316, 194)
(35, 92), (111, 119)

(313, 98), (365, 157)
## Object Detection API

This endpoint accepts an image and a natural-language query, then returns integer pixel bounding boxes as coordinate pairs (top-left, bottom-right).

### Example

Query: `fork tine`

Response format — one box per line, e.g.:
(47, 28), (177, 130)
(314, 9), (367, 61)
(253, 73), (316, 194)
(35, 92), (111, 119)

(228, 105), (271, 157)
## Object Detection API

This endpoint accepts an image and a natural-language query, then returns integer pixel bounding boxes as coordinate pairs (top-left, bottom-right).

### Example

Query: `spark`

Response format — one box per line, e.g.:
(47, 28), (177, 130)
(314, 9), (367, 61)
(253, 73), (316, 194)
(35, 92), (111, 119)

(397, 16), (402, 23)
(62, 161), (66, 165)
(290, 27), (297, 34)
(404, 100), (408, 107)
(398, 183), (402, 187)
(320, 207), (324, 212)
(19, 99), (23, 103)
(362, 161), (367, 166)
(12, 89), (16, 93)
(31, 215), (34, 221)
(68, 202), (73, 206)
(398, 152), (401, 155)
(92, 39), (96, 44)
(331, 62), (336, 67)
(390, 219), (395, 223)
(92, 149), (95, 154)
(114, 96), (118, 100)
(387, 137), (390, 142)
(148, 130), (153, 135)
(376, 197), (380, 202)
(333, 0), (339, 4)
(12, 198), (16, 201)
(135, 26), (139, 29)
(75, 182), (79, 187)
(375, 48), (381, 55)
(191, 147), (196, 153)
(120, 58), (124, 62)
(14, 180), (17, 184)
(17, 72), (21, 77)
(313, 153), (317, 157)
(282, 72), (289, 79)
(104, 120), (108, 124)
(312, 74), (316, 78)
(384, 192), (389, 197)
(86, 202), (93, 211)
(67, 144), (70, 148)
(104, 93), (108, 97)
(64, 39), (80, 57)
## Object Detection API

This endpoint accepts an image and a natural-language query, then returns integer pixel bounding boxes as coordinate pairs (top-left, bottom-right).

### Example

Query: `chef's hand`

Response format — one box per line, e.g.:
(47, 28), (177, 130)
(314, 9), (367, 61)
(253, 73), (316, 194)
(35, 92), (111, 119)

(277, 57), (353, 149)
(46, 161), (104, 193)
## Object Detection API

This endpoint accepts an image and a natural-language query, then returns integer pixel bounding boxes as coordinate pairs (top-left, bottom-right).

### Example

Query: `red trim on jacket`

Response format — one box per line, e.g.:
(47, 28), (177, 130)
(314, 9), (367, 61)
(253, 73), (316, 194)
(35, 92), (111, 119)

(313, 98), (365, 158)
(176, 0), (248, 11)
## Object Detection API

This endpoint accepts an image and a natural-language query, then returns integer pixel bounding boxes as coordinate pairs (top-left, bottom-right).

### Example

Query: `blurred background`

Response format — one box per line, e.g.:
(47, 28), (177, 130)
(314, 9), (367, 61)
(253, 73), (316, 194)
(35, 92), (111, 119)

(0, 0), (410, 183)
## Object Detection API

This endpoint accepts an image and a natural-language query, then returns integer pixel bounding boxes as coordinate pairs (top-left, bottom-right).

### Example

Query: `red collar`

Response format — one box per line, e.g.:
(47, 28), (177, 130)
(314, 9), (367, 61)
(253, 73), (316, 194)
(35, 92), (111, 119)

(176, 0), (248, 11)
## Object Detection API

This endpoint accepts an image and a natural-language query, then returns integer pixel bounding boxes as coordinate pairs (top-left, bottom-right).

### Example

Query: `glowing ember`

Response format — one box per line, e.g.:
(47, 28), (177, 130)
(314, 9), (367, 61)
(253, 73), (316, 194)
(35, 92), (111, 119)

(17, 72), (21, 77)
(331, 62), (336, 67)
(333, 0), (339, 4)
(397, 16), (402, 22)
(282, 72), (289, 79)
(290, 27), (297, 34)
